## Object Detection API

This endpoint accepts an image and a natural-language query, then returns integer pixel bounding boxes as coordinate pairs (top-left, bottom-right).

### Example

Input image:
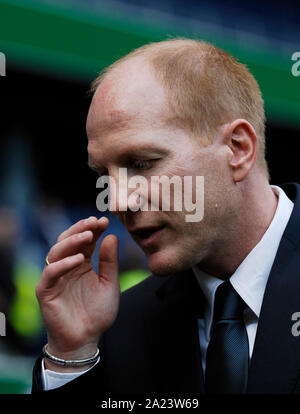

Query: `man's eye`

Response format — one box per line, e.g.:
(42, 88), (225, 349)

(130, 160), (154, 170)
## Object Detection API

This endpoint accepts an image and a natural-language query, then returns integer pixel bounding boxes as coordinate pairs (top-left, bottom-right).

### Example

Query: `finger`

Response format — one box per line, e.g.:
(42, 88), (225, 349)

(87, 216), (111, 253)
(98, 235), (119, 287)
(37, 253), (85, 292)
(57, 216), (109, 243)
(47, 230), (94, 264)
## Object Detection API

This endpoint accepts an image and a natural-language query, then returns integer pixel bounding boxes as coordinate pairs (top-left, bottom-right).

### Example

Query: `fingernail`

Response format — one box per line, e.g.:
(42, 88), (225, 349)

(99, 216), (108, 225)
(84, 216), (96, 224)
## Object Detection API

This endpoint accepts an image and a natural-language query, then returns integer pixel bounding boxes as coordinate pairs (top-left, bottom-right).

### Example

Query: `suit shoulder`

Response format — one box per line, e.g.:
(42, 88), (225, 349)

(104, 274), (168, 336)
(120, 273), (168, 306)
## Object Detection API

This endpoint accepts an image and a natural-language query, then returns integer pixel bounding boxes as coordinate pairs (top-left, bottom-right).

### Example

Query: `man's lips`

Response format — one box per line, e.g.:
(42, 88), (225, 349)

(128, 225), (165, 247)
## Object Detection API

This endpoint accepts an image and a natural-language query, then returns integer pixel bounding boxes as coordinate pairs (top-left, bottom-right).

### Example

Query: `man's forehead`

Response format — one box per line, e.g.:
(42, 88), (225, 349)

(87, 58), (170, 132)
(87, 110), (136, 139)
(93, 58), (157, 106)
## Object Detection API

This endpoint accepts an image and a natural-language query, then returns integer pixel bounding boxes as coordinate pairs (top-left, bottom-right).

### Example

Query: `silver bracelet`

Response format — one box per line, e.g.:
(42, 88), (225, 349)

(42, 344), (100, 367)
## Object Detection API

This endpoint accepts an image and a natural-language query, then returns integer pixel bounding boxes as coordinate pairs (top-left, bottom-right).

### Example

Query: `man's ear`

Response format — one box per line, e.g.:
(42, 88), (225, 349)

(224, 119), (258, 182)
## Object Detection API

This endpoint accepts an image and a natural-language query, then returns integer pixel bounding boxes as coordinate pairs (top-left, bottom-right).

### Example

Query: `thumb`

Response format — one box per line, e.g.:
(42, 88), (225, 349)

(98, 234), (119, 286)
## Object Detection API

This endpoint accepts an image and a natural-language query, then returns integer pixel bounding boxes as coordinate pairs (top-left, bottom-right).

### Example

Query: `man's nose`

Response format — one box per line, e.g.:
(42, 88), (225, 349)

(109, 172), (147, 214)
(109, 177), (128, 213)
(111, 188), (145, 213)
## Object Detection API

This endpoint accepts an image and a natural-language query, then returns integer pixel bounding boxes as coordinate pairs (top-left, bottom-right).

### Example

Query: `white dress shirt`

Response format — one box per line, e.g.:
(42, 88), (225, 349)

(193, 185), (294, 374)
(42, 185), (294, 390)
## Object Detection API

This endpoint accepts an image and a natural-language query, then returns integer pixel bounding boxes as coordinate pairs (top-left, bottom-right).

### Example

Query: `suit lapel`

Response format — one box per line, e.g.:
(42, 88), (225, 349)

(143, 182), (300, 394)
(145, 269), (206, 393)
(247, 183), (300, 393)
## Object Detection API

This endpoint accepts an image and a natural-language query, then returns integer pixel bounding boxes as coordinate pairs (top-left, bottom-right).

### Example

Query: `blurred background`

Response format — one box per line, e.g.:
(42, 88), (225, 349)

(0, 0), (299, 394)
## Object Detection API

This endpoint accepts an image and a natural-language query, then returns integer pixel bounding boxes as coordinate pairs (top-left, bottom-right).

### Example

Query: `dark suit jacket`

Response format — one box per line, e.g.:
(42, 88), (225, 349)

(32, 183), (300, 394)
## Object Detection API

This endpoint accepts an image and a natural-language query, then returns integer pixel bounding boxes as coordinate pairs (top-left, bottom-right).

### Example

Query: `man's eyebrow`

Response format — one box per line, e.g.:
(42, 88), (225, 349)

(119, 145), (167, 157)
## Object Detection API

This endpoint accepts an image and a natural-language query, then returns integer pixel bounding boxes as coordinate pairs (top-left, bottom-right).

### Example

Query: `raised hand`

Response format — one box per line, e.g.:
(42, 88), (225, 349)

(35, 216), (120, 370)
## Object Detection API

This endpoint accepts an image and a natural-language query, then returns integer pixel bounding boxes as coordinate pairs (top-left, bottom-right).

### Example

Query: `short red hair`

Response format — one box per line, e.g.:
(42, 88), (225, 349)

(91, 38), (268, 179)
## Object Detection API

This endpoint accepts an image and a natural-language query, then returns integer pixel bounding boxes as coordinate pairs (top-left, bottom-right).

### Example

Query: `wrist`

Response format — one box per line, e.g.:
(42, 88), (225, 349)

(46, 342), (99, 361)
(43, 343), (99, 373)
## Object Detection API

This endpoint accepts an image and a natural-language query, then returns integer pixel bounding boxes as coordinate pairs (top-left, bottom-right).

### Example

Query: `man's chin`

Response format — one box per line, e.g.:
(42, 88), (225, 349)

(147, 251), (190, 277)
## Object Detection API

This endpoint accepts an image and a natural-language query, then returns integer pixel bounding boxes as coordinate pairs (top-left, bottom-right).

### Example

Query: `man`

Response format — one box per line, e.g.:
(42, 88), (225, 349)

(32, 38), (300, 394)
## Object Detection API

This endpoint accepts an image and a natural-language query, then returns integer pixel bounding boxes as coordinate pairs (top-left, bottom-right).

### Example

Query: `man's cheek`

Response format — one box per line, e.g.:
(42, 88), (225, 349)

(183, 176), (205, 223)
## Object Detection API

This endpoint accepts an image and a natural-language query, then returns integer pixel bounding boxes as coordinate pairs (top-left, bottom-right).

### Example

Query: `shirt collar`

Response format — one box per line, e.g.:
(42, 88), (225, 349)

(193, 185), (294, 327)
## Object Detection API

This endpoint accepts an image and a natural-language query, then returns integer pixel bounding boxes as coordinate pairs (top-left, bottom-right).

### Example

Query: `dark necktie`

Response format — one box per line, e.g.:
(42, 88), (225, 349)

(205, 281), (249, 394)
